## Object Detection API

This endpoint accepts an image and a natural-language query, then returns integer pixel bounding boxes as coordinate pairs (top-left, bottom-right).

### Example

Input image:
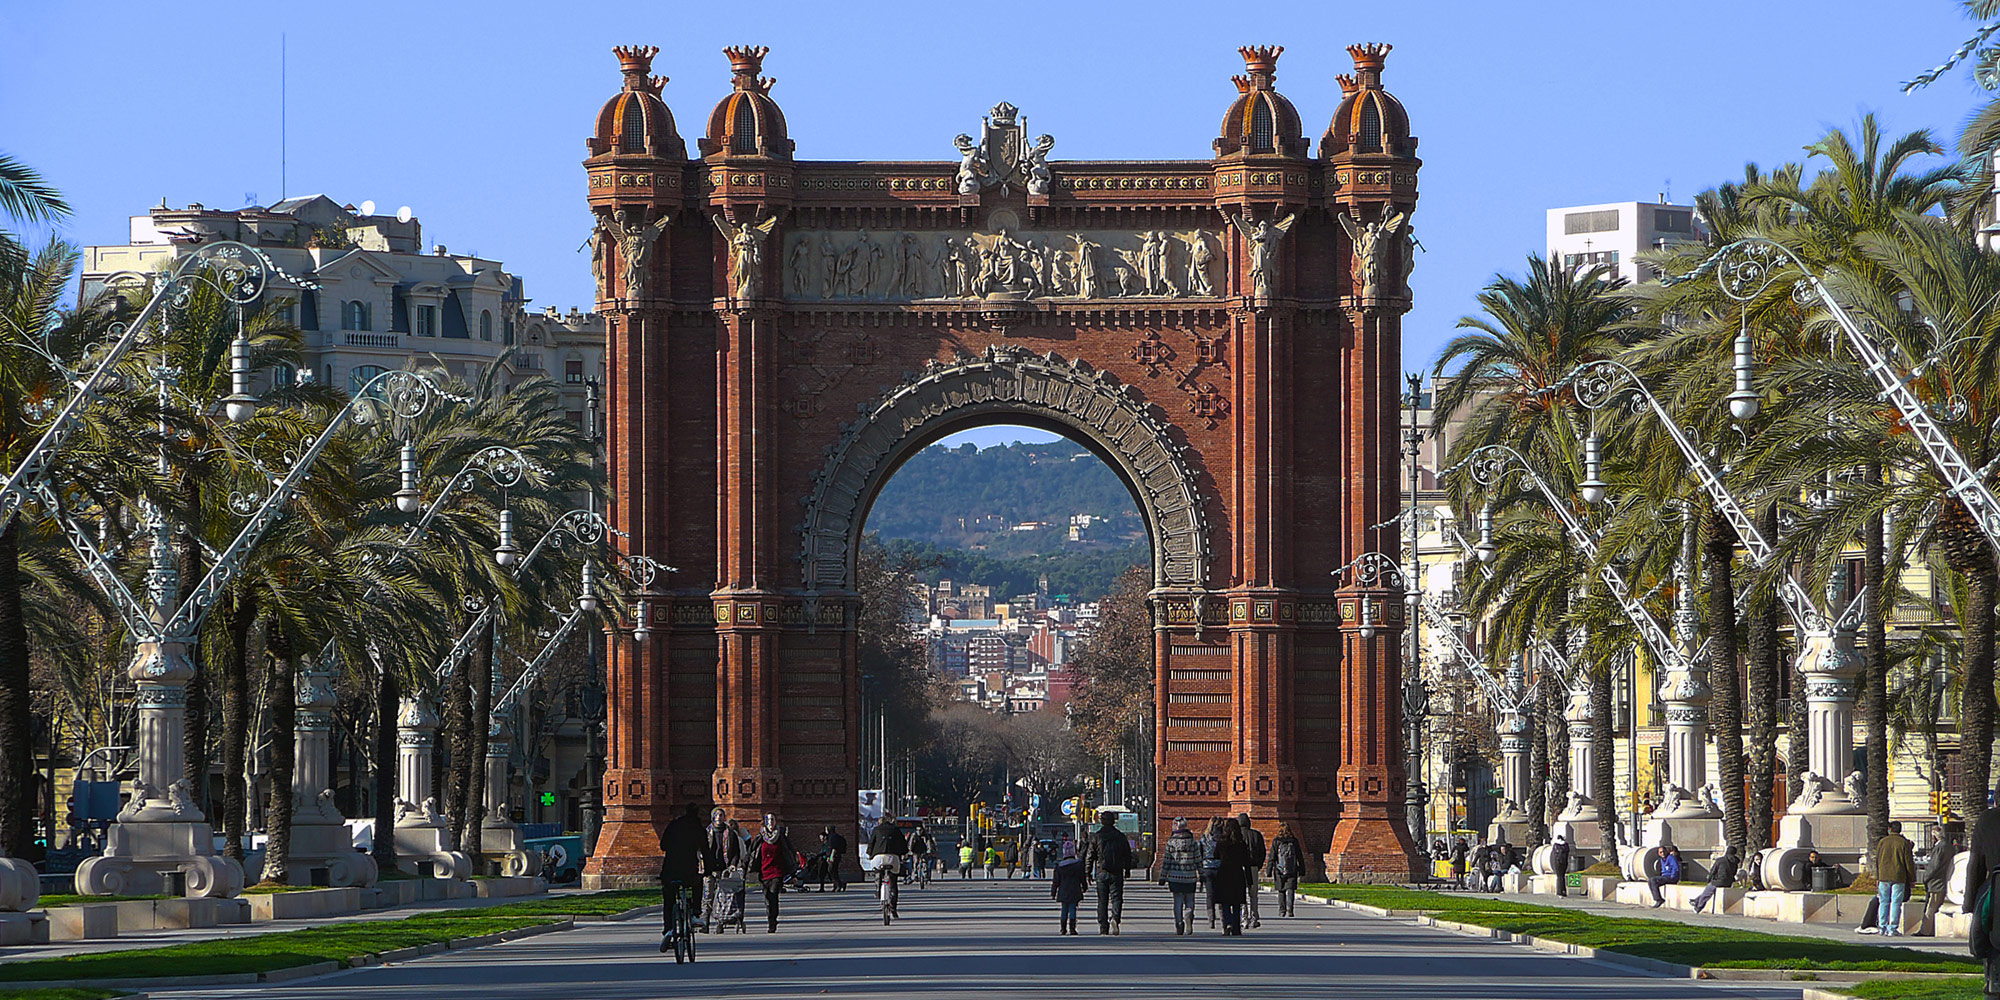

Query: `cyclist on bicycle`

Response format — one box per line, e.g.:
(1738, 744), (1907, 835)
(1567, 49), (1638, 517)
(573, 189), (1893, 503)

(658, 802), (714, 952)
(867, 818), (910, 919)
(908, 826), (935, 884)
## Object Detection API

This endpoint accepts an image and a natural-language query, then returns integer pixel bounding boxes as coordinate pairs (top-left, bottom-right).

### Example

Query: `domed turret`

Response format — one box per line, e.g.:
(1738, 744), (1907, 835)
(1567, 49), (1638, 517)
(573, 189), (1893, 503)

(1215, 45), (1307, 158)
(588, 45), (687, 160)
(1322, 43), (1415, 158)
(700, 46), (794, 159)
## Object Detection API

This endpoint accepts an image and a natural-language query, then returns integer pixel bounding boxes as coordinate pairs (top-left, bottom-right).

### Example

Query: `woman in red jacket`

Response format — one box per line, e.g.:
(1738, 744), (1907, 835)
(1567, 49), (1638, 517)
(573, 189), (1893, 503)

(754, 814), (800, 933)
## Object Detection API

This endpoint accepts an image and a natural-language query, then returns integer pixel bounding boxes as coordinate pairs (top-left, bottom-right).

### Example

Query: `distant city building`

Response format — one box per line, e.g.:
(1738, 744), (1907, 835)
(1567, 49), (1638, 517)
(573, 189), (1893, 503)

(1545, 199), (1702, 285)
(82, 196), (603, 426)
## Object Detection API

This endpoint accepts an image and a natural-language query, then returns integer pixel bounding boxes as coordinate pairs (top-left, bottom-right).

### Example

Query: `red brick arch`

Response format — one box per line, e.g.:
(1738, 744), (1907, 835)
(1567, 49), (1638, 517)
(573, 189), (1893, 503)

(580, 41), (1422, 885)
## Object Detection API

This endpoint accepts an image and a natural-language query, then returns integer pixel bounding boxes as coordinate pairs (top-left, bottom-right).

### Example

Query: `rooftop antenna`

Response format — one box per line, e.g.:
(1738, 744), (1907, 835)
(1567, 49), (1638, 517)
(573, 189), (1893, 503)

(280, 33), (287, 201)
(360, 200), (376, 217)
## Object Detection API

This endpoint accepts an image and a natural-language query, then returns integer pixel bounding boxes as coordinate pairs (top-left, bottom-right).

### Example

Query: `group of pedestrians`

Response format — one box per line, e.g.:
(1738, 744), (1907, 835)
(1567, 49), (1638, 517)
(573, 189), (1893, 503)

(1439, 835), (1524, 892)
(658, 803), (804, 942)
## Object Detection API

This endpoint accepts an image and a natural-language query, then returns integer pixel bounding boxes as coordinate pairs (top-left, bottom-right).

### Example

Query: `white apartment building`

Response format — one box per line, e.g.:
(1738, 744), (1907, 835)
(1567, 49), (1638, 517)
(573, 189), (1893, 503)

(1545, 199), (1702, 285)
(81, 195), (603, 426)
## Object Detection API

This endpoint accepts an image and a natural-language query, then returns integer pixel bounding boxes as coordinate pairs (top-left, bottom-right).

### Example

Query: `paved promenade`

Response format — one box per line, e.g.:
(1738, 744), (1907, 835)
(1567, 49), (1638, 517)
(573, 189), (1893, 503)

(149, 880), (1808, 999)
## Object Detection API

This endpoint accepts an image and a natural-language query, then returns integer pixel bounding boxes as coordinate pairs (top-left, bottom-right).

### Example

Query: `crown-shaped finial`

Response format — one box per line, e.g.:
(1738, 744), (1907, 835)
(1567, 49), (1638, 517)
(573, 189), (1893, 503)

(1347, 42), (1392, 74)
(614, 44), (659, 87)
(1237, 44), (1283, 85)
(1336, 73), (1359, 96)
(1230, 74), (1251, 95)
(724, 45), (775, 93)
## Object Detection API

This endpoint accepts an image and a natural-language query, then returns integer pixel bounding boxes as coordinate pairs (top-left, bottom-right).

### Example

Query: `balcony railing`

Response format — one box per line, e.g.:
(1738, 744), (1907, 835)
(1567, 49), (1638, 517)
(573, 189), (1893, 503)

(342, 333), (399, 348)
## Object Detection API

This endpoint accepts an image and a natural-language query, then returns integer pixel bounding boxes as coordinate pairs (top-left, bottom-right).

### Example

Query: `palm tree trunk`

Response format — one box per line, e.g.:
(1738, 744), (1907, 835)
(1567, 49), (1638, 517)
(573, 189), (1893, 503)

(464, 620), (495, 863)
(1864, 467), (1889, 853)
(1705, 507), (1747, 851)
(221, 588), (257, 862)
(444, 654), (471, 846)
(1591, 666), (1617, 848)
(1744, 504), (1781, 852)
(1546, 683), (1569, 831)
(0, 520), (34, 857)
(1788, 641), (1809, 804)
(261, 624), (296, 886)
(1961, 563), (1997, 818)
(1527, 672), (1550, 848)
(184, 664), (210, 818)
(371, 663), (399, 869)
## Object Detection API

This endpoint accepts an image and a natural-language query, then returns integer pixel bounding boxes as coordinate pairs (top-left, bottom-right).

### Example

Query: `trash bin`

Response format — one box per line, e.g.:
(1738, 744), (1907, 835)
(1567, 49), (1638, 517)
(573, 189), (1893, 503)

(1810, 865), (1838, 892)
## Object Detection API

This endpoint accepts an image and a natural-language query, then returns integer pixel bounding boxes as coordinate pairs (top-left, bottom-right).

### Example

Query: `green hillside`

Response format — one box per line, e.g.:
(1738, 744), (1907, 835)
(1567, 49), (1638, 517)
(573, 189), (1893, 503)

(865, 439), (1146, 600)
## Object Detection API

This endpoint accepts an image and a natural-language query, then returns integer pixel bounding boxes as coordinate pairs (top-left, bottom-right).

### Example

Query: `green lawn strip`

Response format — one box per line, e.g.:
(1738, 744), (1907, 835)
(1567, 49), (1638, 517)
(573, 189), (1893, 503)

(33, 895), (167, 908)
(1300, 884), (1976, 974)
(0, 988), (127, 1000)
(1828, 980), (1983, 1000)
(0, 914), (556, 983)
(1298, 884), (1557, 914)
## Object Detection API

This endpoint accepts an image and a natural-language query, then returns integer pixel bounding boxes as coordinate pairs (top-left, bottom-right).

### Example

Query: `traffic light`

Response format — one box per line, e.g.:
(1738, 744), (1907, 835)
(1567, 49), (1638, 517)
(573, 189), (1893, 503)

(539, 791), (557, 807)
(1931, 790), (1952, 816)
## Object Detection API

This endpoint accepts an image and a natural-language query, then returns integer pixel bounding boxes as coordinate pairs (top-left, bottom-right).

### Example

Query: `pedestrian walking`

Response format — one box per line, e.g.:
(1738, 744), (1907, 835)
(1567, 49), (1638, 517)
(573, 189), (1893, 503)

(753, 814), (799, 933)
(1469, 838), (1491, 891)
(984, 844), (1000, 880)
(1202, 816), (1225, 927)
(1051, 840), (1086, 935)
(1874, 821), (1916, 937)
(1083, 812), (1133, 935)
(702, 809), (746, 929)
(1266, 823), (1303, 916)
(1007, 839), (1020, 880)
(1548, 834), (1571, 897)
(1647, 845), (1682, 908)
(1919, 826), (1960, 937)
(1208, 819), (1251, 935)
(1450, 836), (1468, 889)
(1238, 814), (1266, 928)
(814, 824), (847, 892)
(1161, 817), (1202, 934)
(959, 842), (975, 878)
(1963, 807), (2000, 997)
(1691, 845), (1740, 914)
(1033, 839), (1049, 879)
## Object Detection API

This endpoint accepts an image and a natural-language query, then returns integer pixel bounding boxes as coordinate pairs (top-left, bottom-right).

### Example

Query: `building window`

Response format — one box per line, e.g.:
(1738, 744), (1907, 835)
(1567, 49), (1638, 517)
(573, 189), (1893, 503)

(479, 310), (493, 341)
(349, 364), (387, 396)
(443, 292), (468, 338)
(565, 359), (584, 384)
(270, 363), (296, 389)
(1250, 102), (1275, 153)
(504, 318), (515, 346)
(565, 409), (584, 428)
(1358, 101), (1381, 153)
(300, 289), (319, 331)
(1654, 208), (1693, 233)
(621, 97), (647, 153)
(342, 301), (371, 331)
(1564, 210), (1621, 235)
(391, 288), (409, 333)
(733, 99), (758, 153)
(274, 302), (296, 327)
(416, 305), (436, 337)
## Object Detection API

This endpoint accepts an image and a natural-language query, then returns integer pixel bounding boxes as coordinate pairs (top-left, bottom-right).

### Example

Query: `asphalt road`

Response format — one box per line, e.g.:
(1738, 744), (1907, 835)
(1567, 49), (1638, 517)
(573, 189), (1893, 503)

(153, 879), (1813, 999)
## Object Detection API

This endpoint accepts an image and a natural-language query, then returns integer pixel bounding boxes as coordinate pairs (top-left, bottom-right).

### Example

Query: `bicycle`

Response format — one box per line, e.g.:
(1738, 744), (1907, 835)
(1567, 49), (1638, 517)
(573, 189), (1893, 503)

(661, 882), (698, 964)
(873, 855), (901, 925)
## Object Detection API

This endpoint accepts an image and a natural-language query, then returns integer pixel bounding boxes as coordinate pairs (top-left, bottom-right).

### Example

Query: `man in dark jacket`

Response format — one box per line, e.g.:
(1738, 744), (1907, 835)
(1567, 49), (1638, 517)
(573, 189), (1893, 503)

(1918, 825), (1960, 937)
(1238, 814), (1266, 928)
(659, 802), (715, 949)
(816, 825), (848, 892)
(1082, 814), (1133, 935)
(1691, 845), (1740, 914)
(702, 808), (745, 928)
(867, 819), (910, 916)
(1875, 821), (1916, 937)
(1548, 835), (1572, 897)
(1450, 837), (1469, 888)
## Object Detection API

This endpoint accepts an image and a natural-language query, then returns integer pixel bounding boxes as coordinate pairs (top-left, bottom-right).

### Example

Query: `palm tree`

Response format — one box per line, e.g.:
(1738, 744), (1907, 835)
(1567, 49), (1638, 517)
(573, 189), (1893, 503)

(1436, 255), (1632, 848)
(0, 153), (68, 248)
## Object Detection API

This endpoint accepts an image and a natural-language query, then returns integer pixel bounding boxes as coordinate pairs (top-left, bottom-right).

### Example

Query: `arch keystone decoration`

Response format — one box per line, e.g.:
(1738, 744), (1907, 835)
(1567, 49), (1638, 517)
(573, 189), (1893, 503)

(797, 345), (1211, 592)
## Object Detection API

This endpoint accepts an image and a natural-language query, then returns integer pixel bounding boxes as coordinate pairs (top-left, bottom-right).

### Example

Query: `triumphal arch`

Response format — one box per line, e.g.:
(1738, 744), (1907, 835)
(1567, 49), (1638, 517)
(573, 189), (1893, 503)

(581, 41), (1423, 883)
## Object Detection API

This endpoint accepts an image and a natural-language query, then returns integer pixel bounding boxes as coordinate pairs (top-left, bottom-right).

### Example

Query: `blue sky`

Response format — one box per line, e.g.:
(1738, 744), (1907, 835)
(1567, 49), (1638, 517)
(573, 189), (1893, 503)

(3, 1), (1988, 453)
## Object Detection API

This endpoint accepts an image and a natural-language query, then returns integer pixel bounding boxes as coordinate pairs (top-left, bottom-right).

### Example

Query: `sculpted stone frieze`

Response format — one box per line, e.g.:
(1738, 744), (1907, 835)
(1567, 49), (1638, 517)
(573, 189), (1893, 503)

(782, 227), (1224, 303)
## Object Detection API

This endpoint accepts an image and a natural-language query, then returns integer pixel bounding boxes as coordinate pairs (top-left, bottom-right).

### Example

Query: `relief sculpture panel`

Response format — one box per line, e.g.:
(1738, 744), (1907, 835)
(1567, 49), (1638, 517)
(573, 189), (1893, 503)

(782, 226), (1224, 303)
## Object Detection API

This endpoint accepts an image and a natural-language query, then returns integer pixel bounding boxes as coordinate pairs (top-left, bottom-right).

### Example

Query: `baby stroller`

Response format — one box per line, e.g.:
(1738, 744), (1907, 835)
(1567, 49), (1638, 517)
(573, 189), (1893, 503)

(710, 866), (748, 933)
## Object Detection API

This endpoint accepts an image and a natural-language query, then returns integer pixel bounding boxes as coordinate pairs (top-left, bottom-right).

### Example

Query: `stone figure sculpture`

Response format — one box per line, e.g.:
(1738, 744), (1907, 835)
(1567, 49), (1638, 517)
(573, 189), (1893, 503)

(712, 213), (778, 299)
(1698, 780), (1724, 816)
(819, 232), (838, 298)
(590, 228), (609, 300)
(1401, 224), (1419, 291)
(1070, 235), (1102, 298)
(954, 134), (990, 194)
(1794, 770), (1831, 810)
(1336, 209), (1409, 300)
(1177, 230), (1216, 295)
(1228, 212), (1296, 298)
(1025, 134), (1055, 195)
(1843, 770), (1864, 805)
(611, 208), (670, 299)
(788, 234), (813, 296)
